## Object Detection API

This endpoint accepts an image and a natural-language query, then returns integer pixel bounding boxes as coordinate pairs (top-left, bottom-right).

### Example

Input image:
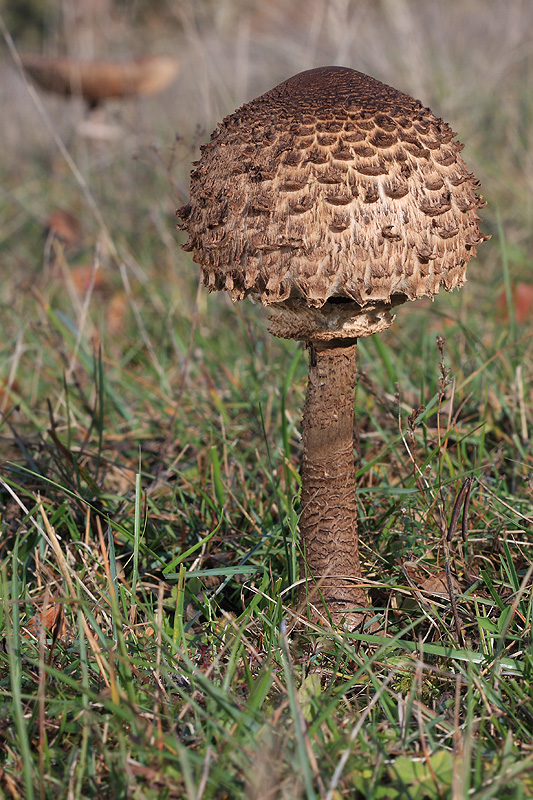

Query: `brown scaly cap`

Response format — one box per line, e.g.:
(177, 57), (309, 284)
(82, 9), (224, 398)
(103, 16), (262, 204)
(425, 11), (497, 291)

(178, 66), (489, 341)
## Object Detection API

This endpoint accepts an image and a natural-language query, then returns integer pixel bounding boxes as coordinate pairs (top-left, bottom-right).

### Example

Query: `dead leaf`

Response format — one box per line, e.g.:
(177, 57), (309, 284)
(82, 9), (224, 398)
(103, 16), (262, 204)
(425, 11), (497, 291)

(497, 282), (533, 324)
(0, 378), (20, 415)
(70, 264), (108, 293)
(22, 598), (65, 644)
(45, 208), (81, 250)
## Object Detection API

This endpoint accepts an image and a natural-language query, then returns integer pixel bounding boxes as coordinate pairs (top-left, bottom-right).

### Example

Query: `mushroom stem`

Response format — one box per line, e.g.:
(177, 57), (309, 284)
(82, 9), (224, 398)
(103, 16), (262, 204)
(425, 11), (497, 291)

(300, 339), (366, 622)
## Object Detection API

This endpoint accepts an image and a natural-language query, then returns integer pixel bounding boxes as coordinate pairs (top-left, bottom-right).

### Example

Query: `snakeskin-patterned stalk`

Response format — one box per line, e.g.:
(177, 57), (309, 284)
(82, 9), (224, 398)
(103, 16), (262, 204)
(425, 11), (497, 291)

(300, 341), (366, 621)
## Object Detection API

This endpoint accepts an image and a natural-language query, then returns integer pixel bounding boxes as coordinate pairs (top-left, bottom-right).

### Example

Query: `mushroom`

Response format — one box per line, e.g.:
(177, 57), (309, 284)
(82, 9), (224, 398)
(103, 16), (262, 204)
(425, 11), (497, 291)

(20, 54), (180, 110)
(178, 66), (489, 627)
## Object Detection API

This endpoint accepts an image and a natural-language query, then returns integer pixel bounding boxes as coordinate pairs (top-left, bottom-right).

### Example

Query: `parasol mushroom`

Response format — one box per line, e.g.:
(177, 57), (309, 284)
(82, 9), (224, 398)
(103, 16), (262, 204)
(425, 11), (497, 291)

(177, 66), (489, 628)
(21, 54), (180, 110)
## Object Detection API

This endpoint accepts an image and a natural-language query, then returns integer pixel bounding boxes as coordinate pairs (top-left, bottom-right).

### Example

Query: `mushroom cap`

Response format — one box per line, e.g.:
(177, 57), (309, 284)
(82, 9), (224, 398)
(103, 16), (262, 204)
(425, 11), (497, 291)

(179, 66), (489, 340)
(21, 55), (180, 106)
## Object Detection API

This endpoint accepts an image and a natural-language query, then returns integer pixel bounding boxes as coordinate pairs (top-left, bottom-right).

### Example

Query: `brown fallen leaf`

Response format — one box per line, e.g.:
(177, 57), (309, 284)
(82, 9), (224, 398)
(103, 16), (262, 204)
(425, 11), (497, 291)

(22, 598), (65, 644)
(497, 282), (533, 324)
(70, 264), (109, 293)
(0, 378), (20, 415)
(419, 570), (460, 597)
(45, 208), (82, 250)
(402, 561), (461, 599)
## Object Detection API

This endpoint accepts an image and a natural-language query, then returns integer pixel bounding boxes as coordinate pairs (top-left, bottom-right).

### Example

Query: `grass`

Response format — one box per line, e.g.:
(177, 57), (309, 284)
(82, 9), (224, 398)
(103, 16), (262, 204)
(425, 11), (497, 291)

(1, 0), (533, 797)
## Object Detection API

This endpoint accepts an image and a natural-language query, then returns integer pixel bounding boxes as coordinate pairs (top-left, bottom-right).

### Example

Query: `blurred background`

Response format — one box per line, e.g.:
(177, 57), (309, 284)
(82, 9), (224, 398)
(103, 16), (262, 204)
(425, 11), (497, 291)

(2, 0), (531, 249)
(0, 0), (531, 444)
